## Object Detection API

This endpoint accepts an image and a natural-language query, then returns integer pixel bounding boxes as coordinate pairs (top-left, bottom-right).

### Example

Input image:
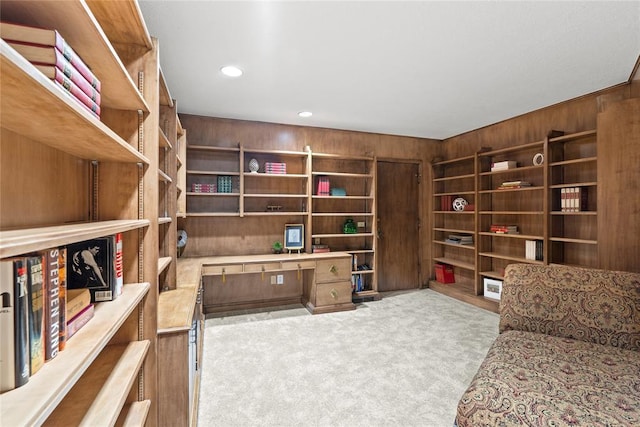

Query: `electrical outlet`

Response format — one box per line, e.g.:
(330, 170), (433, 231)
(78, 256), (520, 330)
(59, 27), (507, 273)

(277, 274), (284, 285)
(271, 275), (277, 285)
(357, 221), (365, 228)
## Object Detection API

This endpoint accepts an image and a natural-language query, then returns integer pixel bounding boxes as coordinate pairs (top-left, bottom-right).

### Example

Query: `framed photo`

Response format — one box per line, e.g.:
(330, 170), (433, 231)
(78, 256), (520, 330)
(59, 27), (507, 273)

(284, 224), (304, 252)
(483, 278), (503, 300)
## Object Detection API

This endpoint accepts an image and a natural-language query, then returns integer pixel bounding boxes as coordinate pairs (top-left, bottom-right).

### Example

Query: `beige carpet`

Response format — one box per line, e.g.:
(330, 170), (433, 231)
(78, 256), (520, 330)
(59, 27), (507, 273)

(197, 289), (499, 427)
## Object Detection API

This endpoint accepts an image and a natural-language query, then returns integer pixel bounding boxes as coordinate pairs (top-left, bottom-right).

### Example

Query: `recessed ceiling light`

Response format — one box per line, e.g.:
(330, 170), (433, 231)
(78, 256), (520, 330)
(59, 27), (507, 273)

(298, 111), (313, 118)
(220, 65), (243, 77)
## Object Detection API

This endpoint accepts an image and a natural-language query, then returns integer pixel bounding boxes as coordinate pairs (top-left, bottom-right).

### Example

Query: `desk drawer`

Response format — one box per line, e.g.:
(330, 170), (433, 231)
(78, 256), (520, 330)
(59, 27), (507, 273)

(315, 281), (352, 306)
(243, 262), (281, 273)
(280, 260), (316, 271)
(316, 258), (350, 283)
(201, 264), (243, 276)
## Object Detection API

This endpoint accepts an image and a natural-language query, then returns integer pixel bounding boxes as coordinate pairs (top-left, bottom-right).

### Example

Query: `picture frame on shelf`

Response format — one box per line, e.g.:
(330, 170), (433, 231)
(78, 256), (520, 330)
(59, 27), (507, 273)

(483, 277), (503, 300)
(284, 224), (304, 253)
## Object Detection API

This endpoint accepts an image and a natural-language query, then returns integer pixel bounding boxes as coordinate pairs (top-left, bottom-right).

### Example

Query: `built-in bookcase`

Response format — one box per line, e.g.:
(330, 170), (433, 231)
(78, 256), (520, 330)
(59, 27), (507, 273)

(430, 129), (598, 312)
(0, 0), (159, 424)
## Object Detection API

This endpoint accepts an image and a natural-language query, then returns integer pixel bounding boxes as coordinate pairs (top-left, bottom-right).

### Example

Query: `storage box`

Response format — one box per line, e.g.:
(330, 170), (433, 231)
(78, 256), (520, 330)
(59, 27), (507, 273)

(435, 263), (455, 284)
(483, 277), (503, 300)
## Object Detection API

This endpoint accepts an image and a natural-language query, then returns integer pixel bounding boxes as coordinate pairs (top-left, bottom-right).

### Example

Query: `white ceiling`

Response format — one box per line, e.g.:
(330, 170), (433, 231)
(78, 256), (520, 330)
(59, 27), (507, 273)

(139, 1), (640, 140)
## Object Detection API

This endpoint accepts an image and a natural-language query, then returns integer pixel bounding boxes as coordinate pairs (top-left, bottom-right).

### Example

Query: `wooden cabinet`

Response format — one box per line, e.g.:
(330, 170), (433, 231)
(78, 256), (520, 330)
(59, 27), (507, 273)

(310, 153), (378, 299)
(306, 257), (354, 313)
(0, 0), (158, 424)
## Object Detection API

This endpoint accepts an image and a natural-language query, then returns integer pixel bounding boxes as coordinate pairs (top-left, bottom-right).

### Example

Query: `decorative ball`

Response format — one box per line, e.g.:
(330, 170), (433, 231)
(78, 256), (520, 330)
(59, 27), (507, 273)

(249, 158), (259, 173)
(452, 197), (468, 212)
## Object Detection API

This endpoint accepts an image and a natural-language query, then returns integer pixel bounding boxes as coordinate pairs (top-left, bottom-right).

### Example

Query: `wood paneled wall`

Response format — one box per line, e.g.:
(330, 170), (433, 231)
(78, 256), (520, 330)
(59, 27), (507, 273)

(442, 83), (640, 273)
(177, 115), (440, 285)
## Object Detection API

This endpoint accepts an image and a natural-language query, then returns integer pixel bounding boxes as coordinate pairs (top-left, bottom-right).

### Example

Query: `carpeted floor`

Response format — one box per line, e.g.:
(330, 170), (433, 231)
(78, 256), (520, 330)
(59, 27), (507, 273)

(197, 289), (499, 427)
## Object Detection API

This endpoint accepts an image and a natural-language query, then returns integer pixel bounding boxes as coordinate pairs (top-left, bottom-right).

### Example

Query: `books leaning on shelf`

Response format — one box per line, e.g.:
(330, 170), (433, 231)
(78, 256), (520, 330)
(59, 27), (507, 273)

(490, 224), (519, 234)
(491, 160), (517, 171)
(498, 180), (532, 190)
(0, 257), (30, 392)
(560, 187), (588, 212)
(525, 240), (544, 261)
(27, 254), (46, 376)
(445, 234), (473, 245)
(440, 194), (454, 211)
(66, 303), (95, 341)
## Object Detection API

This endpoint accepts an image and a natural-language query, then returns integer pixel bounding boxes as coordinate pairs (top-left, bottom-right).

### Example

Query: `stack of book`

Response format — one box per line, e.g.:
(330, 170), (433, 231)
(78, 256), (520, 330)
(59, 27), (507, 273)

(525, 240), (544, 261)
(560, 187), (588, 212)
(312, 244), (330, 253)
(191, 183), (217, 193)
(316, 176), (330, 195)
(440, 194), (454, 211)
(217, 176), (233, 193)
(264, 162), (286, 174)
(491, 160), (517, 172)
(1, 22), (102, 119)
(65, 289), (94, 340)
(445, 234), (473, 245)
(498, 180), (531, 190)
(490, 224), (519, 234)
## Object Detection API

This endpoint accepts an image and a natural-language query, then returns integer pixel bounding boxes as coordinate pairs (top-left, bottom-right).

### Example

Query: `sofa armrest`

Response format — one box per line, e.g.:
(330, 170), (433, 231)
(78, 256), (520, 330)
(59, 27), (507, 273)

(498, 264), (640, 351)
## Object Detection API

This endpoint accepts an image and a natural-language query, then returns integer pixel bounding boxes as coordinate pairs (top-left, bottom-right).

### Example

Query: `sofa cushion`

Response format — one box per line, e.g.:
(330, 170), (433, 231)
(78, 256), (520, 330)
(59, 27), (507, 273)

(457, 330), (640, 426)
(499, 264), (640, 351)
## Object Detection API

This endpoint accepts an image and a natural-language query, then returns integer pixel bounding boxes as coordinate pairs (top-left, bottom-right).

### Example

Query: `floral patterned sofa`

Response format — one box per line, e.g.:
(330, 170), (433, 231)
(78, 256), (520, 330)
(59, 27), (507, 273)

(456, 263), (640, 426)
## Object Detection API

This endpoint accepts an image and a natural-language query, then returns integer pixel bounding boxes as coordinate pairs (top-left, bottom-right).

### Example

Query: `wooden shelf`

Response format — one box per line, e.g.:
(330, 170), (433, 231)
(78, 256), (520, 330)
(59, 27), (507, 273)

(188, 144), (239, 152)
(159, 169), (172, 183)
(159, 127), (172, 149)
(548, 129), (597, 143)
(158, 256), (172, 274)
(312, 171), (373, 178)
(158, 67), (174, 108)
(1, 42), (149, 164)
(312, 233), (374, 239)
(158, 216), (172, 224)
(187, 192), (240, 197)
(433, 256), (474, 271)
(479, 186), (544, 194)
(478, 232), (544, 240)
(478, 252), (544, 264)
(86, 0), (153, 52)
(0, 283), (150, 426)
(429, 280), (499, 314)
(433, 173), (475, 182)
(2, 0), (148, 112)
(434, 241), (476, 250)
(0, 219), (149, 259)
(549, 237), (598, 244)
(549, 157), (597, 167)
(243, 173), (308, 179)
(188, 170), (241, 176)
(313, 212), (374, 217)
(45, 341), (150, 426)
(119, 400), (151, 427)
(244, 193), (307, 198)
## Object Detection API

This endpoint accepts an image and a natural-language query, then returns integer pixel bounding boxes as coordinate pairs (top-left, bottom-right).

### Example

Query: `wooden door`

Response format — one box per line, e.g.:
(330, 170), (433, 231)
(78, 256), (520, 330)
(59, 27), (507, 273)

(376, 161), (420, 291)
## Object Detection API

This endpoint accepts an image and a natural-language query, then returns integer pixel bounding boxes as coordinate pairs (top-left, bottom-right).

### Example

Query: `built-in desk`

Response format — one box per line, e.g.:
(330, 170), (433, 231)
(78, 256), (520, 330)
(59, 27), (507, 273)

(177, 252), (356, 315)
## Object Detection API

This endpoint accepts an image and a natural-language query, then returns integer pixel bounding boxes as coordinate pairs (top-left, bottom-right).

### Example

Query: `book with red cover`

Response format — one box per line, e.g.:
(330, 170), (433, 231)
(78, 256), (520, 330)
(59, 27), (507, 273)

(66, 304), (95, 340)
(35, 63), (101, 104)
(53, 76), (101, 118)
(2, 22), (101, 91)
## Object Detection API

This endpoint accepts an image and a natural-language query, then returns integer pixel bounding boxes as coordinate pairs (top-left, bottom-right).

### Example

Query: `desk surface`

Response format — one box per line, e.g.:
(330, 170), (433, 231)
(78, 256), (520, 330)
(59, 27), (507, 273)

(159, 252), (352, 331)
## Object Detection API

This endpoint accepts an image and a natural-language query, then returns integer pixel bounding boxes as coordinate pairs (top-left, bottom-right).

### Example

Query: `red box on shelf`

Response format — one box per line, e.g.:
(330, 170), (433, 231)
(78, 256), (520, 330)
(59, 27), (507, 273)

(435, 263), (455, 284)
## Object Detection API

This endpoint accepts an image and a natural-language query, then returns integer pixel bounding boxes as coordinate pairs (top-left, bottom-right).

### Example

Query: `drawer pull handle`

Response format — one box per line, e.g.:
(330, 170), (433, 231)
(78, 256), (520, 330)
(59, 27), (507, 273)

(262, 266), (265, 280)
(222, 268), (226, 283)
(329, 265), (337, 274)
(330, 288), (338, 299)
(297, 264), (302, 281)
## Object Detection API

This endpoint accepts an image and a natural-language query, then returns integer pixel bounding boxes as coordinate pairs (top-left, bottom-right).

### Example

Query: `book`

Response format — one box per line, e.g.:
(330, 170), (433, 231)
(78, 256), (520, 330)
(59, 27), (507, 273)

(58, 248), (68, 352)
(525, 240), (543, 261)
(34, 64), (101, 104)
(1, 257), (29, 392)
(27, 254), (46, 376)
(490, 160), (517, 171)
(316, 176), (330, 196)
(66, 304), (95, 340)
(113, 233), (123, 297)
(44, 249), (61, 361)
(67, 237), (117, 302)
(66, 288), (91, 321)
(2, 22), (101, 91)
(53, 79), (101, 118)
